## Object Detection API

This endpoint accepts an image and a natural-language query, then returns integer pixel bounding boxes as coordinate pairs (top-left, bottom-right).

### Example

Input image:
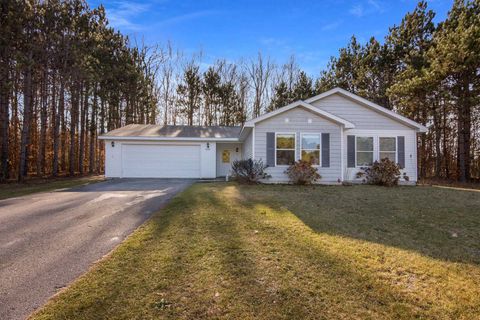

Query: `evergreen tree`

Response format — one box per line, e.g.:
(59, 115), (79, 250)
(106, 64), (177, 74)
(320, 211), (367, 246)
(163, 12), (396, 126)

(177, 64), (202, 125)
(291, 71), (315, 101)
(268, 81), (291, 111)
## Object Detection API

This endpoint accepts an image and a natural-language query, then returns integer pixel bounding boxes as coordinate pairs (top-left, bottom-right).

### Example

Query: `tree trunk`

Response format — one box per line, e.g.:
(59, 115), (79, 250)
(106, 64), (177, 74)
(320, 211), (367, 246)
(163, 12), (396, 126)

(456, 78), (471, 183)
(37, 69), (48, 177)
(442, 103), (450, 179)
(69, 86), (79, 176)
(0, 62), (9, 181)
(53, 79), (63, 176)
(79, 83), (88, 175)
(432, 105), (442, 178)
(89, 86), (97, 173)
(19, 61), (33, 181)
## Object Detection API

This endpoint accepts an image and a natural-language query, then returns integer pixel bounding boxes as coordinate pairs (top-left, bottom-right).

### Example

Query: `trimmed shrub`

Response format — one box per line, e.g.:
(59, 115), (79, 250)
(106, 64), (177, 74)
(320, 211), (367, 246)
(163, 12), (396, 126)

(231, 159), (270, 184)
(357, 158), (404, 187)
(285, 160), (321, 185)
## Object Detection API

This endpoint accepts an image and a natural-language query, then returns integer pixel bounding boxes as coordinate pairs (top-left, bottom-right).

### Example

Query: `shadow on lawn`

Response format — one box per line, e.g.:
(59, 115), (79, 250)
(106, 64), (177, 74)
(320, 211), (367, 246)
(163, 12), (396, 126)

(243, 184), (480, 266)
(176, 186), (441, 319)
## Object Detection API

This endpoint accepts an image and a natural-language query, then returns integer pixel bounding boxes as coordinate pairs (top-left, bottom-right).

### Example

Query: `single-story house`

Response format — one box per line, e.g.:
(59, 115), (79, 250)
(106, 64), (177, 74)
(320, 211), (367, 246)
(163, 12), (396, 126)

(99, 87), (427, 183)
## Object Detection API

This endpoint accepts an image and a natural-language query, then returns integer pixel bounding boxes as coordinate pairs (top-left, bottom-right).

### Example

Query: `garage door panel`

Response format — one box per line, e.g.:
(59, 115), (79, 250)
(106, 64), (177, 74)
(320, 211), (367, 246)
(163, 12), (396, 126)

(121, 144), (201, 178)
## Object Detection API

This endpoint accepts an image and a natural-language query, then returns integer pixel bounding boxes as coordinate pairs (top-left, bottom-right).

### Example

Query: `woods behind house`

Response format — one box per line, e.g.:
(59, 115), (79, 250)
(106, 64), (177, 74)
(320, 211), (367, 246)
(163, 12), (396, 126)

(0, 0), (479, 182)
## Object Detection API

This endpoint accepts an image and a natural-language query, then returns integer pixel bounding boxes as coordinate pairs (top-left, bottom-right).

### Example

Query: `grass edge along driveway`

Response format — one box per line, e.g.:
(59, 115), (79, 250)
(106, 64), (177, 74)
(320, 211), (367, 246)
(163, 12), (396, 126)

(30, 183), (480, 320)
(0, 175), (104, 200)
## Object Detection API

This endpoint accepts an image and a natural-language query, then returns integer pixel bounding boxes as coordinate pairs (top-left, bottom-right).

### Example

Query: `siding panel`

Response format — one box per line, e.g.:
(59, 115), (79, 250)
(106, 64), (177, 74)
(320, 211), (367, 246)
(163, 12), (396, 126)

(311, 94), (412, 130)
(254, 107), (342, 183)
(243, 130), (253, 159)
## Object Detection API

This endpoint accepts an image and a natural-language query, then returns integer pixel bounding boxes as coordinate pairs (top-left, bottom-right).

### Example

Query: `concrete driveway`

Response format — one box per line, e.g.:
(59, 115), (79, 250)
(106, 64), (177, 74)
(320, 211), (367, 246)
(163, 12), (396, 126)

(0, 178), (193, 320)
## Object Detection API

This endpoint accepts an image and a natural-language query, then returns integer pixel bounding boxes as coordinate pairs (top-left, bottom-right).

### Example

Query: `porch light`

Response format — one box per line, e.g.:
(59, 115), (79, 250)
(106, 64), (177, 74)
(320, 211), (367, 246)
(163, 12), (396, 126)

(236, 147), (239, 152)
(111, 141), (115, 147)
(206, 142), (210, 150)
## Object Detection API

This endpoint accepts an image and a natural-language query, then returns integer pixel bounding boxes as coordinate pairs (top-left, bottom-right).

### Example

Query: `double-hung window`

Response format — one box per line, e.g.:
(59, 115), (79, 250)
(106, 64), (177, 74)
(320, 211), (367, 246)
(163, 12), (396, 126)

(379, 137), (396, 162)
(276, 133), (295, 165)
(301, 134), (321, 165)
(356, 136), (374, 166)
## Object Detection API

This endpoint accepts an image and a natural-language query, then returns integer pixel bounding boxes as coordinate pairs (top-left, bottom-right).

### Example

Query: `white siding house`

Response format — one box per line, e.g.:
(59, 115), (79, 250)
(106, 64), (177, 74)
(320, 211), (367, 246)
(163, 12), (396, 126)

(100, 88), (427, 183)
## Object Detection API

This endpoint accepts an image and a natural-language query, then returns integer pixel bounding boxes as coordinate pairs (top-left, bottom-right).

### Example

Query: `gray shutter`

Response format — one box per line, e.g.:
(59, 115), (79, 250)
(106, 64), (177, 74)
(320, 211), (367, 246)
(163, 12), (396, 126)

(347, 135), (355, 168)
(397, 136), (405, 169)
(321, 133), (330, 167)
(266, 132), (275, 167)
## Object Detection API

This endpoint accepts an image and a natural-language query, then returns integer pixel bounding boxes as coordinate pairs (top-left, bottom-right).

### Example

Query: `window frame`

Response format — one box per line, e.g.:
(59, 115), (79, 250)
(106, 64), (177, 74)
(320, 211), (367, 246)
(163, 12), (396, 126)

(379, 136), (397, 163)
(300, 133), (321, 167)
(221, 149), (231, 163)
(355, 136), (374, 167)
(275, 132), (297, 167)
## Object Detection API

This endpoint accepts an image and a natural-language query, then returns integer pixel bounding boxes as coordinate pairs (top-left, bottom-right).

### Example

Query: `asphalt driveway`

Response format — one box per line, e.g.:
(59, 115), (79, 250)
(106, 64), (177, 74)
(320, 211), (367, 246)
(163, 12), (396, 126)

(0, 178), (193, 320)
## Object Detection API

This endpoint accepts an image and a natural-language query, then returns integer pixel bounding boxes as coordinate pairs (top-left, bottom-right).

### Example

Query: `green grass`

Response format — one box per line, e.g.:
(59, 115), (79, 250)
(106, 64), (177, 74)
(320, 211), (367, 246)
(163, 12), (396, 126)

(0, 175), (105, 200)
(30, 183), (480, 319)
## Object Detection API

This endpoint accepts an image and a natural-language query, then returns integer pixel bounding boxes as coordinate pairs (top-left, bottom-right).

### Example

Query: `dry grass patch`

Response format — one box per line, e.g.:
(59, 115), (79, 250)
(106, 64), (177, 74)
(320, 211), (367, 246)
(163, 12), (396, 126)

(31, 183), (480, 319)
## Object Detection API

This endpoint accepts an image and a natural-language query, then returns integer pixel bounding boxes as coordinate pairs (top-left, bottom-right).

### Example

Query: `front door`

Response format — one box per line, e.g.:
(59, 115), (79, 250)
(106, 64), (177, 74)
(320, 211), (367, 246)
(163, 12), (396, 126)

(217, 144), (241, 177)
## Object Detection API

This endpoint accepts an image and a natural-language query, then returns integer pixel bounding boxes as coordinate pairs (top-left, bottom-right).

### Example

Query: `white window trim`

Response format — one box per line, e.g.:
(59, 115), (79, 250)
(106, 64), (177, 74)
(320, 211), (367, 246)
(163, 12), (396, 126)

(300, 133), (322, 167)
(354, 136), (399, 167)
(355, 136), (374, 168)
(379, 136), (397, 163)
(275, 132), (297, 167)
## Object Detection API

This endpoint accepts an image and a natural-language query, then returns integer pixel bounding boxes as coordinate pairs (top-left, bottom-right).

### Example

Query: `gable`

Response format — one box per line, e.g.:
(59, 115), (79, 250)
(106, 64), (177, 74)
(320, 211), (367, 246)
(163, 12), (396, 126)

(244, 101), (354, 128)
(254, 106), (343, 130)
(309, 93), (413, 130)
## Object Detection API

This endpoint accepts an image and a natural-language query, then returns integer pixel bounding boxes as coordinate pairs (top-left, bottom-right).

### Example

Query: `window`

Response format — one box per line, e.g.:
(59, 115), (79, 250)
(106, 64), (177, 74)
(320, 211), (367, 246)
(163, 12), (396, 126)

(222, 150), (230, 163)
(379, 137), (396, 162)
(356, 136), (374, 166)
(276, 133), (295, 165)
(301, 134), (320, 165)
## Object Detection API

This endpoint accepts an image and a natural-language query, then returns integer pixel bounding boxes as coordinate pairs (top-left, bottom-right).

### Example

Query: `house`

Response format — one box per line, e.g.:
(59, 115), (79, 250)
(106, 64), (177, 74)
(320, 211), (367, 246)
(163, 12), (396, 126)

(99, 87), (427, 183)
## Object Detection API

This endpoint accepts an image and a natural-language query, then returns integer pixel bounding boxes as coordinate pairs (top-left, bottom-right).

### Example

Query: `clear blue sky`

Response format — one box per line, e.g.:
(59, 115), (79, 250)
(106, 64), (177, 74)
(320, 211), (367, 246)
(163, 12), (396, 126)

(87, 0), (452, 76)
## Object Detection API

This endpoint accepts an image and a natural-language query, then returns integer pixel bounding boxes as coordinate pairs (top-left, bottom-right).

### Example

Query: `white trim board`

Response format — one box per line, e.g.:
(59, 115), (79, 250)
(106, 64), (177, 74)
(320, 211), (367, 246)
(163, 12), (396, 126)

(99, 136), (240, 142)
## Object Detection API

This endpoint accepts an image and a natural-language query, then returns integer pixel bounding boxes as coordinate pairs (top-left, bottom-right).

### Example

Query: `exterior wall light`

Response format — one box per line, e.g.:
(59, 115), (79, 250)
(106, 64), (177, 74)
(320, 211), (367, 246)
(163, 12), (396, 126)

(111, 141), (115, 147)
(236, 147), (239, 152)
(206, 142), (210, 150)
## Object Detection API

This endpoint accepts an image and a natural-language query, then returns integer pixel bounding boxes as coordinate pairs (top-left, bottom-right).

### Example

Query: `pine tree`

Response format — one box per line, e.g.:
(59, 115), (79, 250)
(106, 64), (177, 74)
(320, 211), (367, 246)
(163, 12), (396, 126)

(177, 64), (202, 125)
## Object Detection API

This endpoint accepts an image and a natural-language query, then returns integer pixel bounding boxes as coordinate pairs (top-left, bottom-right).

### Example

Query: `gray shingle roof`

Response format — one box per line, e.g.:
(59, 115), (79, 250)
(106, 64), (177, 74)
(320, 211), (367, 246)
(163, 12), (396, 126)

(102, 124), (242, 139)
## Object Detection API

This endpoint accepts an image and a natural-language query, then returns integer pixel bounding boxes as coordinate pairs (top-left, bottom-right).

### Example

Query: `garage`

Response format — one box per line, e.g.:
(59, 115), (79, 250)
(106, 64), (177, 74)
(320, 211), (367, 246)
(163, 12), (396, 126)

(121, 144), (201, 178)
(101, 124), (243, 179)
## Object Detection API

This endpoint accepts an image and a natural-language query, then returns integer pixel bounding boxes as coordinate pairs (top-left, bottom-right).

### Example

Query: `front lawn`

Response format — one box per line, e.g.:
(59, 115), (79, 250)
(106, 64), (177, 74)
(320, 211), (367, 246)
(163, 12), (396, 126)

(31, 183), (480, 319)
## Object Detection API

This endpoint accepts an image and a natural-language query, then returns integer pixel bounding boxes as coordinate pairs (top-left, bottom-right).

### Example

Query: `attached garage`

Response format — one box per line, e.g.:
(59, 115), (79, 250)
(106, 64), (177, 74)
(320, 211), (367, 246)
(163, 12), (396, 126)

(100, 124), (243, 179)
(121, 144), (201, 178)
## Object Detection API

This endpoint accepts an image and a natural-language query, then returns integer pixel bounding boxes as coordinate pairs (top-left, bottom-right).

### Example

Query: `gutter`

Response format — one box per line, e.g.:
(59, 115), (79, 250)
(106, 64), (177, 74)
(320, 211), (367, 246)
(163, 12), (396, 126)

(98, 136), (241, 142)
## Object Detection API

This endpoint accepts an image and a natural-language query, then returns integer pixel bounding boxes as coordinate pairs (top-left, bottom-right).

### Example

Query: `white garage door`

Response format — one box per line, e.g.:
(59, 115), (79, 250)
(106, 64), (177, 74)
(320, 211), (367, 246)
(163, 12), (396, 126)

(121, 144), (201, 178)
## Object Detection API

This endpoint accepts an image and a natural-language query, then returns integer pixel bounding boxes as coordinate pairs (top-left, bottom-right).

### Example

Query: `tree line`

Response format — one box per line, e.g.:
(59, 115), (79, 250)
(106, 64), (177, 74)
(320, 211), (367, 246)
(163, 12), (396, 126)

(0, 0), (479, 182)
(0, 0), (159, 181)
(314, 0), (480, 182)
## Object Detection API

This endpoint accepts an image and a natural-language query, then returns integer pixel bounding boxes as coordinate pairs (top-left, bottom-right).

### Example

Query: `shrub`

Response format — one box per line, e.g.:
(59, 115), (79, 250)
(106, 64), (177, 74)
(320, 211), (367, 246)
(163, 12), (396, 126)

(285, 160), (321, 185)
(358, 158), (403, 187)
(231, 159), (270, 184)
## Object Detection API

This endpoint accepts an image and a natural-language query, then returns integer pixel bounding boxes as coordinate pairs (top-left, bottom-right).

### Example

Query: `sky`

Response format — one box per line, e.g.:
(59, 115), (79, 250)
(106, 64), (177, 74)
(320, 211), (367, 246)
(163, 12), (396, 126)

(87, 0), (453, 76)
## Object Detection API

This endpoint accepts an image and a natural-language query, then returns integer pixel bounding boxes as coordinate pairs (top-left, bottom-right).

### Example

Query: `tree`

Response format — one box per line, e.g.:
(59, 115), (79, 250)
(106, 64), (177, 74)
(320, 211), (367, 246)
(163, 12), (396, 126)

(291, 71), (315, 101)
(202, 66), (221, 125)
(427, 0), (480, 182)
(247, 52), (274, 117)
(177, 63), (202, 125)
(268, 81), (291, 111)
